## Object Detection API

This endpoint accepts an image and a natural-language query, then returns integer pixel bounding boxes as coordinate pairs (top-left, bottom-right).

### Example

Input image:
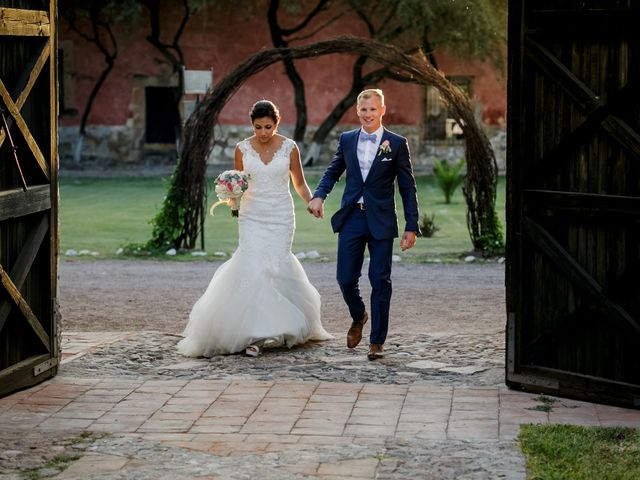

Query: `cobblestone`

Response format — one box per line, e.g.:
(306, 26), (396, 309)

(60, 331), (504, 386)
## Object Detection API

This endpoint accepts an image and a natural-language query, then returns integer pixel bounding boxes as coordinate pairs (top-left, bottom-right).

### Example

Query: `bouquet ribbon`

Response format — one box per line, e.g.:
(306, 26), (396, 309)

(209, 197), (239, 216)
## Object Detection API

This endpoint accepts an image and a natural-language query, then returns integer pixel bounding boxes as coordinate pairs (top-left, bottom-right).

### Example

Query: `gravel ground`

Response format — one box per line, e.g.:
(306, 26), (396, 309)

(59, 259), (506, 338)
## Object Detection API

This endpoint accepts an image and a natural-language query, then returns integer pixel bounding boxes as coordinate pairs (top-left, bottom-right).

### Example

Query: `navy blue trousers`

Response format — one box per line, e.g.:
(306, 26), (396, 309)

(336, 208), (393, 345)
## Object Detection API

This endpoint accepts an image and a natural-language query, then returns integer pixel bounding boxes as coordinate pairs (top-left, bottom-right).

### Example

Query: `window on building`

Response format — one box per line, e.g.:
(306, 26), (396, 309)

(423, 76), (473, 140)
(57, 47), (77, 117)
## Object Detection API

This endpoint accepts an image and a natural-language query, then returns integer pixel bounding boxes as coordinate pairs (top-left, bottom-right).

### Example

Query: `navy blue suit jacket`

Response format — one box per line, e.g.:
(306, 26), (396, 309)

(313, 127), (420, 239)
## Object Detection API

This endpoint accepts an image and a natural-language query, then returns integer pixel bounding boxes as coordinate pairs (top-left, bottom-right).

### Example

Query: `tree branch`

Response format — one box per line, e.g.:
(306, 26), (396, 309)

(280, 0), (330, 36)
(286, 9), (351, 43)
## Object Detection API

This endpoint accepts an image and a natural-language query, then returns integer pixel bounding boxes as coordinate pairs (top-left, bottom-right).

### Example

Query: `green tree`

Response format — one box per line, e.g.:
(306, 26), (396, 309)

(301, 0), (507, 165)
(257, 0), (507, 164)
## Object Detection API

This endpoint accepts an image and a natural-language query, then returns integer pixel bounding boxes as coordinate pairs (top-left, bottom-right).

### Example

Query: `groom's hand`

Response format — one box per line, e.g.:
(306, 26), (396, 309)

(308, 197), (324, 218)
(400, 231), (417, 251)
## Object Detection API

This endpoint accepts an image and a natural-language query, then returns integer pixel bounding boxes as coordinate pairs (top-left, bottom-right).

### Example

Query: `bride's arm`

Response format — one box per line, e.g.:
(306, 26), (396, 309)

(234, 145), (243, 171)
(290, 144), (312, 203)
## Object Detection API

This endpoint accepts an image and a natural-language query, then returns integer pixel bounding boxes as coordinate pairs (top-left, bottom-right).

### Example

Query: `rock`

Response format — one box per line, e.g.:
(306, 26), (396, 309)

(191, 251), (207, 256)
(78, 249), (91, 255)
(464, 255), (476, 262)
(295, 252), (306, 259)
(213, 251), (227, 257)
(65, 249), (78, 256)
(407, 360), (451, 369)
(165, 248), (177, 256)
(440, 365), (488, 375)
(1, 450), (23, 458)
(305, 250), (320, 259)
(115, 248), (124, 255)
(392, 255), (402, 262)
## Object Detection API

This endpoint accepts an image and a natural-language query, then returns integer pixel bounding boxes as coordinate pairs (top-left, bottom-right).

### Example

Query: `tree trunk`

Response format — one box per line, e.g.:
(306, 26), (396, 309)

(303, 88), (360, 165)
(267, 0), (308, 142)
(303, 55), (369, 165)
(74, 57), (114, 165)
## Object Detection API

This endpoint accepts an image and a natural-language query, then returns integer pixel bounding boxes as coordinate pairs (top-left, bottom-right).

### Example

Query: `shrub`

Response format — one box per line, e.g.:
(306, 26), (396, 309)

(418, 212), (440, 238)
(433, 158), (465, 204)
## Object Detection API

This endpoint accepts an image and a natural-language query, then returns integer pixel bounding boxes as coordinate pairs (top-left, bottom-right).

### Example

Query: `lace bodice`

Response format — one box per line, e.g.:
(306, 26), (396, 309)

(238, 137), (294, 200)
(236, 137), (296, 261)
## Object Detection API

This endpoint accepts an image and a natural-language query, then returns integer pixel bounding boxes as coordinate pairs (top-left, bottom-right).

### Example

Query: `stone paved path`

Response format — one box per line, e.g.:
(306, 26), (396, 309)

(3, 262), (640, 479)
(3, 332), (640, 479)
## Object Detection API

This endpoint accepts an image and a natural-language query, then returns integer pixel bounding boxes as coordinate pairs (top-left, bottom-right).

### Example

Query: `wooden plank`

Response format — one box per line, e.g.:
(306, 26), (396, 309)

(0, 354), (53, 397)
(0, 8), (50, 37)
(524, 217), (640, 337)
(601, 115), (640, 161)
(0, 40), (50, 149)
(526, 38), (601, 113)
(0, 214), (49, 333)
(0, 265), (50, 350)
(523, 190), (640, 218)
(530, 0), (635, 13)
(526, 39), (640, 174)
(533, 84), (636, 177)
(0, 184), (50, 221)
(50, 0), (59, 360)
(505, 0), (526, 380)
(0, 77), (49, 181)
(16, 39), (50, 107)
(517, 364), (640, 409)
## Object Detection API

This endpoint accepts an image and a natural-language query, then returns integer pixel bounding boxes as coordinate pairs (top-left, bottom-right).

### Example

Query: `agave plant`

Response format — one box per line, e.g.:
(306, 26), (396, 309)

(433, 159), (466, 204)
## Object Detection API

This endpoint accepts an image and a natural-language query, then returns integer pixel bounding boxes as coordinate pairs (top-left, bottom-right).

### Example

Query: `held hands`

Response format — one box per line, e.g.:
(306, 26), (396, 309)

(400, 231), (417, 252)
(307, 197), (324, 218)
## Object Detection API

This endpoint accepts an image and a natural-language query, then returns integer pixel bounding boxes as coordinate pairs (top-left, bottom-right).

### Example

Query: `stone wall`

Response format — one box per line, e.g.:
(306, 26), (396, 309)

(59, 125), (506, 173)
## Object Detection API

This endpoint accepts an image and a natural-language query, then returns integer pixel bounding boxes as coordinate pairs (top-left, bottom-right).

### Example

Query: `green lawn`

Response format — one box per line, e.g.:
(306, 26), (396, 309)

(59, 175), (506, 261)
(520, 424), (640, 479)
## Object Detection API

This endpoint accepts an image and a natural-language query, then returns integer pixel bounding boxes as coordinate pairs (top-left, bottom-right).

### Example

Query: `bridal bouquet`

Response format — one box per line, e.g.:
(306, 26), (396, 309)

(209, 169), (250, 217)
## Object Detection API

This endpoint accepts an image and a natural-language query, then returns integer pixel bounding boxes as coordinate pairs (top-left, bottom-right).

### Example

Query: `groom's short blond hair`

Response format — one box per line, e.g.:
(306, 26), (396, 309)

(357, 89), (385, 106)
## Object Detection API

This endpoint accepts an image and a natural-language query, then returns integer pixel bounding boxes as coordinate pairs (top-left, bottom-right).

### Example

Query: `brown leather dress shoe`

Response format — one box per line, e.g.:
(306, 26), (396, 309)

(367, 343), (384, 360)
(346, 312), (368, 349)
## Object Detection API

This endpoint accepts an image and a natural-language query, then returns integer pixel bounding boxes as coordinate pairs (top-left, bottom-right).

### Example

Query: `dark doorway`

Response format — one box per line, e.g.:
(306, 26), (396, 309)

(145, 86), (180, 144)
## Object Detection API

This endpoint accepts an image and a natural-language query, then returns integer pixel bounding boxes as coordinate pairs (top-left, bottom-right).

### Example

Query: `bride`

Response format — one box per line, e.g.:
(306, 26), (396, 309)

(176, 100), (333, 357)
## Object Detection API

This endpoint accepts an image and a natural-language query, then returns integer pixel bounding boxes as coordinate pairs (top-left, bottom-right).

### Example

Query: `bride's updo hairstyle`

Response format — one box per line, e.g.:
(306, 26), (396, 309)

(250, 100), (280, 124)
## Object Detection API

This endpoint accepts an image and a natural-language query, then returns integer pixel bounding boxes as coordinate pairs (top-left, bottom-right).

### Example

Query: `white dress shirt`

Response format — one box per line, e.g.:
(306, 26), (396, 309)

(357, 125), (383, 183)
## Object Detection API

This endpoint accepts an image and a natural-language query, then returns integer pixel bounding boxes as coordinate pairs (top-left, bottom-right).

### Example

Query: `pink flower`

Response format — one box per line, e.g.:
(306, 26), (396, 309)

(378, 140), (392, 155)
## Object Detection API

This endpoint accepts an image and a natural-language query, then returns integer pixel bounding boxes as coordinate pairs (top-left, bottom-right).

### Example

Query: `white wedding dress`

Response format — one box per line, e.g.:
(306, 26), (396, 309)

(177, 137), (333, 356)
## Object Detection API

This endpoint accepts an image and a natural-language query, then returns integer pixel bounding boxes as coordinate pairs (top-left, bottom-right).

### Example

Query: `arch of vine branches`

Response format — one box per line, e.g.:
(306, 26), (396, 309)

(148, 36), (502, 254)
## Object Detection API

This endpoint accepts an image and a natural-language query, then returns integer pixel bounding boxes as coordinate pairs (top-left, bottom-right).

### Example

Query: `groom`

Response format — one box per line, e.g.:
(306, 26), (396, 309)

(308, 89), (420, 360)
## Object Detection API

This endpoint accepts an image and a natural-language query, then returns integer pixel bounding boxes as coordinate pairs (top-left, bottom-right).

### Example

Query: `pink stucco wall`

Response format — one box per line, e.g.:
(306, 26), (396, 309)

(59, 1), (505, 128)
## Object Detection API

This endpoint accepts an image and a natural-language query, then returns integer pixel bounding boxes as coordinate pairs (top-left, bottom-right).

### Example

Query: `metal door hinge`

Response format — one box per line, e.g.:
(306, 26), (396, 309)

(34, 357), (58, 376)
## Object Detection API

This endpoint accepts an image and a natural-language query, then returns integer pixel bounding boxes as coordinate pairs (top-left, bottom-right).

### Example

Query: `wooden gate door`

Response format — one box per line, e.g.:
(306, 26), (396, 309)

(0, 1), (59, 396)
(506, 0), (640, 408)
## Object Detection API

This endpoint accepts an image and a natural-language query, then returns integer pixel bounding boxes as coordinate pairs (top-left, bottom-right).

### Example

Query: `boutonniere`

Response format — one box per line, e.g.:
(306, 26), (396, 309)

(378, 139), (391, 155)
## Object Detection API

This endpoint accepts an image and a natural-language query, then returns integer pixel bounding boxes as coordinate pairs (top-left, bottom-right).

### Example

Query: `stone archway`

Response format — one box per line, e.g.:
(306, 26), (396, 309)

(149, 36), (501, 256)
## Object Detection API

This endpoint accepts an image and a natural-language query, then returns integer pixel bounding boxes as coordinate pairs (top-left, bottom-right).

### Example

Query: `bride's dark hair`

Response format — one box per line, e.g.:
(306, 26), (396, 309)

(250, 100), (280, 124)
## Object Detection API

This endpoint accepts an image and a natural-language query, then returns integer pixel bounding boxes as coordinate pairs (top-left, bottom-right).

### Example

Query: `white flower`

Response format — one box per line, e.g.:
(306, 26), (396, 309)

(210, 169), (250, 215)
